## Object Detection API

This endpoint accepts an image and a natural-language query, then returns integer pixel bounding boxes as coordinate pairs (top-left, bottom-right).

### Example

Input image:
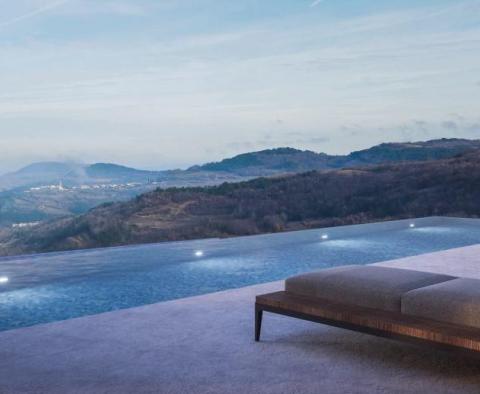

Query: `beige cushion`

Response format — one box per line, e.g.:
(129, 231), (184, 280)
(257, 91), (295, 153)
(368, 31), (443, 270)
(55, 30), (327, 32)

(402, 278), (480, 328)
(285, 265), (456, 312)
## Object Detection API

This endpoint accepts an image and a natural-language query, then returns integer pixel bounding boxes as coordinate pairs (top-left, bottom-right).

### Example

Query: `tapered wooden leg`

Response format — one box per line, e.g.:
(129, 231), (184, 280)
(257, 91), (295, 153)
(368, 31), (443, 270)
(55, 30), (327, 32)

(255, 304), (263, 342)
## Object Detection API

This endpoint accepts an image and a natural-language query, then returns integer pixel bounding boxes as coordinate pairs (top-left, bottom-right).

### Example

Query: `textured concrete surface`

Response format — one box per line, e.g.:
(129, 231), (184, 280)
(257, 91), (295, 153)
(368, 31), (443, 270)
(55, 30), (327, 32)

(2, 245), (480, 394)
(375, 243), (480, 278)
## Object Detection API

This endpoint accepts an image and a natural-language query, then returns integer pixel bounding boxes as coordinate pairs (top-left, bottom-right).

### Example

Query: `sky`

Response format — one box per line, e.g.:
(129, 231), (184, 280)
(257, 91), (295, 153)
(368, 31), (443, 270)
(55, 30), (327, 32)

(0, 0), (479, 172)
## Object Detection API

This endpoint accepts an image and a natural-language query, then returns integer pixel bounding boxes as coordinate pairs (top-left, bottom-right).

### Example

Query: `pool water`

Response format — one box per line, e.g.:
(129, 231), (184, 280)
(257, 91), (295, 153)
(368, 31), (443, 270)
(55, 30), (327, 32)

(1, 217), (480, 331)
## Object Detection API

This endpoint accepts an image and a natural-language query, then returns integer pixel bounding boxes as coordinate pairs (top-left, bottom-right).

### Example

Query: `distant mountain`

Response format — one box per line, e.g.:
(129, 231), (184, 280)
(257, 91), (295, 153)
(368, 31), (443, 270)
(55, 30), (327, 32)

(3, 138), (479, 191)
(189, 147), (333, 176)
(343, 139), (480, 166)
(0, 162), (84, 191)
(192, 138), (480, 176)
(15, 162), (80, 176)
(0, 162), (164, 191)
(82, 163), (163, 183)
(0, 161), (240, 195)
(1, 138), (479, 229)
(2, 149), (479, 256)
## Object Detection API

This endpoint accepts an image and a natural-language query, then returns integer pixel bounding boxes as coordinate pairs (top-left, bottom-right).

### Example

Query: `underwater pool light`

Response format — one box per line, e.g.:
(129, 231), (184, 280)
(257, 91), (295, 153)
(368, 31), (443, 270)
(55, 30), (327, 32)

(194, 250), (204, 257)
(321, 234), (329, 240)
(409, 223), (416, 228)
(0, 276), (9, 284)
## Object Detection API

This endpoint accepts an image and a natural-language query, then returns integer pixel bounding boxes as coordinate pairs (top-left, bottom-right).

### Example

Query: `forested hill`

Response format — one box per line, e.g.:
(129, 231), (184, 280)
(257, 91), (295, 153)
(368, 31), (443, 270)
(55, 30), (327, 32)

(2, 149), (480, 256)
(1, 138), (478, 230)
(190, 138), (480, 175)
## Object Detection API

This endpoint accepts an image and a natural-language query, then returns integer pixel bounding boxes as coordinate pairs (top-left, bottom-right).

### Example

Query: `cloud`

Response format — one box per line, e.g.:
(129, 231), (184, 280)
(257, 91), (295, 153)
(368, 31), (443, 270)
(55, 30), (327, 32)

(0, 0), (70, 28)
(310, 0), (327, 7)
(442, 121), (458, 130)
(1, 0), (479, 169)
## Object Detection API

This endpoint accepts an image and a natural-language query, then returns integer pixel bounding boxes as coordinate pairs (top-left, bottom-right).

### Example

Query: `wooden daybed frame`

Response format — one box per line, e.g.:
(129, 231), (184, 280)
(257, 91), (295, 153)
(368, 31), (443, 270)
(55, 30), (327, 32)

(255, 291), (480, 357)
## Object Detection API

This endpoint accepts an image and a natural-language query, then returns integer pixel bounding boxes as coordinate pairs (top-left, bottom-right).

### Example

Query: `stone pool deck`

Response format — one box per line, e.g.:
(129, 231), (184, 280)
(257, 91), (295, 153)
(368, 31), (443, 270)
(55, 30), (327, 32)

(2, 245), (480, 394)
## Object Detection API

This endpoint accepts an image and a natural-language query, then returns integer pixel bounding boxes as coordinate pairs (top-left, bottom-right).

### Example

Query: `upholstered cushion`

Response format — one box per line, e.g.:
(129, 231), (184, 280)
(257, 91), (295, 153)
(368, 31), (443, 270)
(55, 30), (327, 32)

(402, 278), (480, 328)
(285, 265), (456, 312)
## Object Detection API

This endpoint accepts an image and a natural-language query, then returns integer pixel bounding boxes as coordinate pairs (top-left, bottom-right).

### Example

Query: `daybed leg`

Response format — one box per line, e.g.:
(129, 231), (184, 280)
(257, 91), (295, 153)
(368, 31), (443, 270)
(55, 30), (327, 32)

(255, 304), (263, 342)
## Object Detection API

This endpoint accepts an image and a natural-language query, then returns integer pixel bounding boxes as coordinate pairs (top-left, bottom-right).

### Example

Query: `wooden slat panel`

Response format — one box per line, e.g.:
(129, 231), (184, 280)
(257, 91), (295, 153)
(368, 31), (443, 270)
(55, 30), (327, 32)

(256, 291), (480, 352)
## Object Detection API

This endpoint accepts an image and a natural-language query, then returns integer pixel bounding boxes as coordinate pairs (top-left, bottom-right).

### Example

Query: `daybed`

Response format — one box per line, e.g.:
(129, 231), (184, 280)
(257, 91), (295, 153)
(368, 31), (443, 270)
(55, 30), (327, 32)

(255, 265), (480, 356)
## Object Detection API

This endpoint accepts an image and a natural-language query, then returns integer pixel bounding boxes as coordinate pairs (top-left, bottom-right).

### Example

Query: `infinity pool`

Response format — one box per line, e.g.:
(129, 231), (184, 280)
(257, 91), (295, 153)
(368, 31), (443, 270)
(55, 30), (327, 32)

(1, 217), (480, 331)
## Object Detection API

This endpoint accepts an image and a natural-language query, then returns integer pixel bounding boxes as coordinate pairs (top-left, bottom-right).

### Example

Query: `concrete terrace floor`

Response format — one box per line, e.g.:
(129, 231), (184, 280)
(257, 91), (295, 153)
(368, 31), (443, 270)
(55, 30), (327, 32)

(2, 245), (480, 394)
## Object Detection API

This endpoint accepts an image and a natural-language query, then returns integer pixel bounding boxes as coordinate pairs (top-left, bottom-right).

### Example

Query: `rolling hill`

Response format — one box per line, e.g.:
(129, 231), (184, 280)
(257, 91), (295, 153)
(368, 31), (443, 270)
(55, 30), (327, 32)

(0, 162), (163, 191)
(1, 138), (479, 229)
(190, 138), (480, 176)
(2, 148), (479, 256)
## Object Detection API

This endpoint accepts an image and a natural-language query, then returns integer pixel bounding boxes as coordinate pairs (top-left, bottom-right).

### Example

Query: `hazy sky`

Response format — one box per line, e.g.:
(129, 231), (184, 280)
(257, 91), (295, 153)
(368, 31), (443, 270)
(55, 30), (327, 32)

(0, 0), (479, 172)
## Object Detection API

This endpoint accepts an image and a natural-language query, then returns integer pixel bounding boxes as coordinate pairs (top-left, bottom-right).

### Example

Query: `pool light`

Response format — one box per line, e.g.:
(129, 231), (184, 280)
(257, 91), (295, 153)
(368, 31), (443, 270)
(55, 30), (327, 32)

(0, 276), (9, 284)
(321, 234), (329, 240)
(194, 250), (204, 257)
(409, 223), (415, 228)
